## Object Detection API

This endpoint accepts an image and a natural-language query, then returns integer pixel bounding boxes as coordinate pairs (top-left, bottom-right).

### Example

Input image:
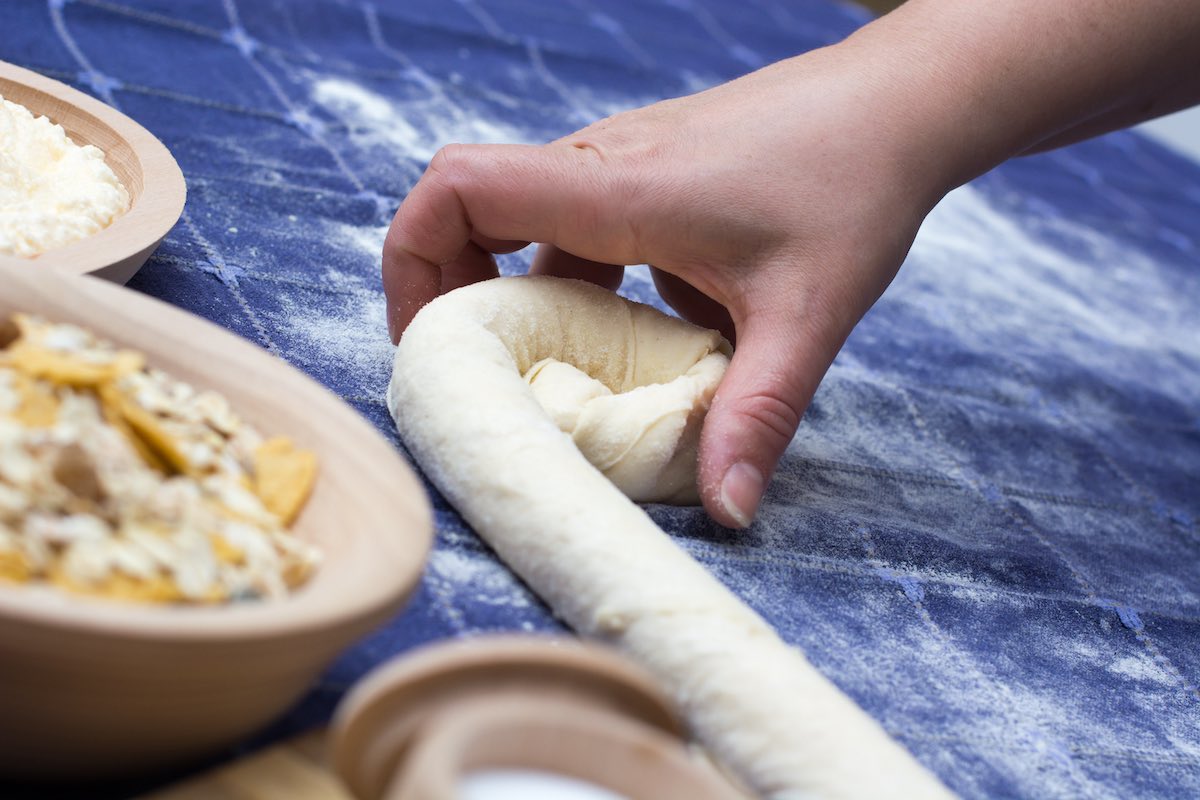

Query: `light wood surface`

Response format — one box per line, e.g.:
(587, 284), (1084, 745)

(141, 728), (752, 800)
(139, 732), (353, 800)
(0, 264), (433, 780)
(137, 639), (753, 800)
(0, 60), (186, 283)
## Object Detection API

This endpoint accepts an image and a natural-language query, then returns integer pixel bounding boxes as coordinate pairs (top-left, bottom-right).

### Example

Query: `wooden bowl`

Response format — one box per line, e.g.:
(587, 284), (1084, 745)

(0, 60), (186, 283)
(331, 636), (743, 800)
(0, 263), (433, 780)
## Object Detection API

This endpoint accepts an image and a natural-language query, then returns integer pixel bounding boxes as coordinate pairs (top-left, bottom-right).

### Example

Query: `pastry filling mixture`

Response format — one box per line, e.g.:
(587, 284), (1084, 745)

(0, 94), (130, 258)
(0, 314), (320, 604)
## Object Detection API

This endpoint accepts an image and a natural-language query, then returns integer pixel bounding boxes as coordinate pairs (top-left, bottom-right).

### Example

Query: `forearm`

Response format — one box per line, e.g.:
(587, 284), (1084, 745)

(1023, 79), (1200, 154)
(834, 0), (1200, 186)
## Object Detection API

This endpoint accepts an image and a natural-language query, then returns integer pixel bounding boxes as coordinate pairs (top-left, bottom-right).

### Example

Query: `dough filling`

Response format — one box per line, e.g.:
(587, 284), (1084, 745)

(523, 343), (728, 504)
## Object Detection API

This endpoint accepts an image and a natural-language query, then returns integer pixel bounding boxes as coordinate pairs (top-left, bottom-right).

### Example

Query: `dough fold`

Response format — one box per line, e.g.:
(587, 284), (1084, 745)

(389, 276), (953, 800)
(524, 345), (728, 503)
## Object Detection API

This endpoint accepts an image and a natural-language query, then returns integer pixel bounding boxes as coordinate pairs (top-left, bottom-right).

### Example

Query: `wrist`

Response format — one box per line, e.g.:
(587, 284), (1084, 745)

(833, 0), (1200, 189)
(828, 18), (1024, 199)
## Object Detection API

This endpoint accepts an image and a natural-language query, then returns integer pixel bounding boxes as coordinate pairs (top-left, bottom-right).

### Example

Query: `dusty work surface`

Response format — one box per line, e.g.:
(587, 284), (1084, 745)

(4, 1), (1200, 797)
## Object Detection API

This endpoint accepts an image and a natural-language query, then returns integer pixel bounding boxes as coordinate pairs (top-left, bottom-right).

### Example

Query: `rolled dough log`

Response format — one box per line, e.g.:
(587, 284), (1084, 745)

(389, 276), (952, 800)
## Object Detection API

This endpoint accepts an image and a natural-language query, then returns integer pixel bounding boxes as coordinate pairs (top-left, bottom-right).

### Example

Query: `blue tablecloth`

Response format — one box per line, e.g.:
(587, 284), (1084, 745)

(5, 1), (1200, 797)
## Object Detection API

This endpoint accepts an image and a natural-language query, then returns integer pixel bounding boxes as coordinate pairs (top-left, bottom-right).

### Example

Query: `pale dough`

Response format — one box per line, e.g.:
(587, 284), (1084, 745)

(389, 276), (952, 800)
(524, 349), (728, 504)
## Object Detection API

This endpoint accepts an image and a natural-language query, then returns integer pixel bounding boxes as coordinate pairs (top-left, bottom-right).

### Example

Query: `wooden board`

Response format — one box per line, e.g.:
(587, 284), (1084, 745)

(139, 732), (353, 800)
(140, 730), (753, 800)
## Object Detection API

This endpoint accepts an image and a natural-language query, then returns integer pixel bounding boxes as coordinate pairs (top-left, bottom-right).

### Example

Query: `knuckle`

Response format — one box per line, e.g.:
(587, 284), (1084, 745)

(726, 387), (803, 448)
(426, 144), (467, 184)
(426, 143), (497, 197)
(381, 220), (408, 261)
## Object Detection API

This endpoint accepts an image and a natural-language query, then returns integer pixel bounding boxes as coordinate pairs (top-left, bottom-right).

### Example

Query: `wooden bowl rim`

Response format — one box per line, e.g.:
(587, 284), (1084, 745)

(334, 635), (682, 734)
(0, 60), (186, 279)
(0, 263), (432, 643)
(330, 635), (685, 800)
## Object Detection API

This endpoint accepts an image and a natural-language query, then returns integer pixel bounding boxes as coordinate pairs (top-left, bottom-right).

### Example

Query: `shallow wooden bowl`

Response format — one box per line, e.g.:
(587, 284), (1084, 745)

(0, 264), (432, 780)
(331, 636), (742, 800)
(0, 60), (186, 283)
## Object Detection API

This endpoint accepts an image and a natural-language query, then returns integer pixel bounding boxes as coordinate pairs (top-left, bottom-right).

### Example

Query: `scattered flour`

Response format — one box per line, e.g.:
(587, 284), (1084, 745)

(329, 220), (388, 271)
(907, 186), (1191, 353)
(1106, 654), (1174, 684)
(310, 77), (529, 162)
(428, 548), (533, 609)
(271, 285), (392, 398)
(871, 183), (1200, 416)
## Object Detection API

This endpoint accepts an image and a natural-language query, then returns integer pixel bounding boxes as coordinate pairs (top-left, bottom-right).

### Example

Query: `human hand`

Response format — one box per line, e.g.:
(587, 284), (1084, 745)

(382, 46), (955, 528)
(382, 46), (953, 527)
(383, 0), (1200, 528)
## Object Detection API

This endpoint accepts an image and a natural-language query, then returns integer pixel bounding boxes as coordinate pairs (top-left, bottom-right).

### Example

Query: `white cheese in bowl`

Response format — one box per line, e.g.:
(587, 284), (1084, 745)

(0, 94), (130, 258)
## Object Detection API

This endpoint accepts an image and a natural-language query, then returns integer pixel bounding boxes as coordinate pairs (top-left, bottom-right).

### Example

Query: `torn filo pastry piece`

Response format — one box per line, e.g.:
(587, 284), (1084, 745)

(388, 276), (952, 799)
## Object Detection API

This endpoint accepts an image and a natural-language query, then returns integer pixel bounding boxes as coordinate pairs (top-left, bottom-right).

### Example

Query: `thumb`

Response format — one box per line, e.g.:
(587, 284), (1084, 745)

(698, 305), (836, 529)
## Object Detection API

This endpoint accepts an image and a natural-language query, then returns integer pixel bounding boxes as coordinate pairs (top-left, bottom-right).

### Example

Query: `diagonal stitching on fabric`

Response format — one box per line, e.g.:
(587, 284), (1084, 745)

(1010, 359), (1198, 546)
(894, 381), (1200, 706)
(45, 1), (280, 358)
(853, 521), (1091, 788)
(888, 728), (1200, 769)
(221, 0), (367, 194)
(830, 359), (1200, 437)
(630, 531), (1200, 625)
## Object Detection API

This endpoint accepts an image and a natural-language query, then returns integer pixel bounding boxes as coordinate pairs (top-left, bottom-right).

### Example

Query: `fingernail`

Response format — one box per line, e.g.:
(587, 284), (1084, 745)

(720, 462), (763, 529)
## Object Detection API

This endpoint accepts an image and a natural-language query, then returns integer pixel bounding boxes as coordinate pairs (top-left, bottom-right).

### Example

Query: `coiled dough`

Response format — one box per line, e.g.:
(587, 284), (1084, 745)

(523, 339), (727, 503)
(388, 276), (952, 800)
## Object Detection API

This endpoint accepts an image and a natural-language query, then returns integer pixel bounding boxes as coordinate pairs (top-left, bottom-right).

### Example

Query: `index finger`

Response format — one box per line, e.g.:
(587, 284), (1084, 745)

(382, 142), (629, 341)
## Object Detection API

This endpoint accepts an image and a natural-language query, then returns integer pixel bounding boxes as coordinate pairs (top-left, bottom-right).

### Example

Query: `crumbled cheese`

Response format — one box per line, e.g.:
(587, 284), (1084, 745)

(0, 94), (130, 258)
